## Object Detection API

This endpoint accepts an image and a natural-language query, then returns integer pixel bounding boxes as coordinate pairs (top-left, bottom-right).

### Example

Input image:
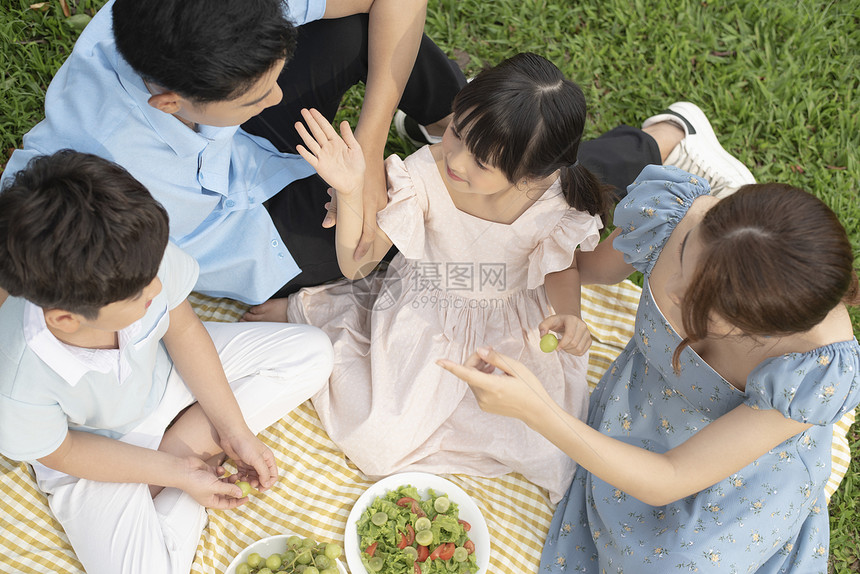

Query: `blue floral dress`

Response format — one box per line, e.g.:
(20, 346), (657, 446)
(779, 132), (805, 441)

(540, 165), (860, 574)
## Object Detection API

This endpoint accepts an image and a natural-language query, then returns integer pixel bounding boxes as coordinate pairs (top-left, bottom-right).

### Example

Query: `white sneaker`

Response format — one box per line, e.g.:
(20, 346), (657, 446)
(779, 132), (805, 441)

(394, 110), (443, 147)
(642, 102), (755, 197)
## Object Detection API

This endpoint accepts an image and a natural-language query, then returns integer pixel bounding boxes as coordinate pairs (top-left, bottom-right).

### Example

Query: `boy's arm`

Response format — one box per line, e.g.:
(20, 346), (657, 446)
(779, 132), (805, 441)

(161, 300), (278, 489)
(323, 0), (427, 258)
(37, 430), (246, 508)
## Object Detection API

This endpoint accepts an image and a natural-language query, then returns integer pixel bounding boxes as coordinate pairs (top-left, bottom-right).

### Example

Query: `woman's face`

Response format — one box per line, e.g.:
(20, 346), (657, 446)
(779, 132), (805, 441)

(666, 224), (704, 308)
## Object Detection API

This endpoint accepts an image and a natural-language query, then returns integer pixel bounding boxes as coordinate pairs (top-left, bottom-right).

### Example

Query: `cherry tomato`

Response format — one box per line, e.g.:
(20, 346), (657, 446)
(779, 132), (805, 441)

(429, 546), (441, 561)
(458, 519), (471, 532)
(396, 497), (417, 507)
(438, 543), (455, 561)
(464, 540), (475, 555)
(398, 533), (408, 550)
(395, 497), (426, 517)
(413, 563), (422, 574)
(405, 524), (415, 545)
(365, 542), (378, 557)
(417, 545), (429, 562)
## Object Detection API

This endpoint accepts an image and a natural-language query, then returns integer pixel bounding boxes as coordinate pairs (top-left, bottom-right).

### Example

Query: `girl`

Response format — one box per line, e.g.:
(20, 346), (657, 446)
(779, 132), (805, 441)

(440, 166), (860, 573)
(283, 53), (613, 500)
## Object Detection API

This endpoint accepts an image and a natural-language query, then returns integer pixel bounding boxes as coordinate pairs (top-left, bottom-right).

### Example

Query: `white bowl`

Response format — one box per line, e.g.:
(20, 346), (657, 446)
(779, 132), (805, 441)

(225, 534), (347, 574)
(344, 472), (491, 574)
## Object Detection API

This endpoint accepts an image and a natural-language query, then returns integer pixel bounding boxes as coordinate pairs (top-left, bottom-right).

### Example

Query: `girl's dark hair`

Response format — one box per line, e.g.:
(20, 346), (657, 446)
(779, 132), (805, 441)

(0, 151), (170, 319)
(672, 183), (860, 370)
(113, 0), (296, 103)
(451, 52), (613, 221)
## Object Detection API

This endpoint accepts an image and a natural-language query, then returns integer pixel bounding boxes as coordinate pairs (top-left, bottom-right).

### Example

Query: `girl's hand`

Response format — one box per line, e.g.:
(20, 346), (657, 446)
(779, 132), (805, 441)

(437, 347), (554, 426)
(295, 108), (365, 196)
(180, 457), (249, 509)
(219, 430), (279, 492)
(539, 314), (592, 355)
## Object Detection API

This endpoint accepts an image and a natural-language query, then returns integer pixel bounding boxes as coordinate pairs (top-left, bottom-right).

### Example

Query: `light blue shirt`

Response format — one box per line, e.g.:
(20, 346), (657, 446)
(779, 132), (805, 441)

(0, 0), (327, 304)
(0, 243), (197, 462)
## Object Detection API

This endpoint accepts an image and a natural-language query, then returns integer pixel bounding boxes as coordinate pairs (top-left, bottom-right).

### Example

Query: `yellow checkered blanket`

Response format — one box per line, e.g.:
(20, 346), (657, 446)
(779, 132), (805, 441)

(0, 281), (853, 573)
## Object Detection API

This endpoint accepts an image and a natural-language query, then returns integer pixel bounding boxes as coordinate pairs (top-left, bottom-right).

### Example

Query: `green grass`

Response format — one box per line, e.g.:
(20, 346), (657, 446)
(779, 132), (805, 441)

(2, 0), (859, 571)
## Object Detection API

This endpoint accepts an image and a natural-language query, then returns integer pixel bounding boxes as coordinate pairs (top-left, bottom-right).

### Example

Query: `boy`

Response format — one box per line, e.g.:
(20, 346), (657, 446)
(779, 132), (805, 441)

(0, 151), (333, 574)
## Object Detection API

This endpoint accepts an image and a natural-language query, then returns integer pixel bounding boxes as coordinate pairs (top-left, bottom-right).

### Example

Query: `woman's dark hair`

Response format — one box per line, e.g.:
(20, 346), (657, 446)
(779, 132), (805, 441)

(113, 0), (296, 103)
(451, 52), (613, 221)
(672, 183), (860, 370)
(0, 151), (170, 319)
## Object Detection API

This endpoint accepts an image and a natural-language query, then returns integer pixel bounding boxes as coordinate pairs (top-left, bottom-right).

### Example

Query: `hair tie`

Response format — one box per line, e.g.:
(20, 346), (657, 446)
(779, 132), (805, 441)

(571, 159), (580, 169)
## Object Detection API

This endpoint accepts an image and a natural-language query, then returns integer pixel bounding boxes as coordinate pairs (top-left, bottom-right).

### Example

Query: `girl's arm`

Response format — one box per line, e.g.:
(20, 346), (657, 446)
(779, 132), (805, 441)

(542, 263), (591, 355)
(576, 228), (635, 285)
(295, 108), (393, 279)
(438, 348), (811, 507)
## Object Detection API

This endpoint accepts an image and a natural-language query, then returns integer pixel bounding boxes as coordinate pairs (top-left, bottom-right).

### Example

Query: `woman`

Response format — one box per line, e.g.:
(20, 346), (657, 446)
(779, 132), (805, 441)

(438, 165), (860, 573)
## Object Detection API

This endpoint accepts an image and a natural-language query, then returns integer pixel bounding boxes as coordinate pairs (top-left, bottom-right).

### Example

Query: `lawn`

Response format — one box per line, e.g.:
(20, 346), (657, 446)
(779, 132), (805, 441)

(1, 0), (858, 571)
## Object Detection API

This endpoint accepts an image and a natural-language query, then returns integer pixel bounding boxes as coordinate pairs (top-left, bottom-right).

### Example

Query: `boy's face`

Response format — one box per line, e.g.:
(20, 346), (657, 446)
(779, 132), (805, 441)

(84, 276), (163, 332)
(177, 59), (286, 128)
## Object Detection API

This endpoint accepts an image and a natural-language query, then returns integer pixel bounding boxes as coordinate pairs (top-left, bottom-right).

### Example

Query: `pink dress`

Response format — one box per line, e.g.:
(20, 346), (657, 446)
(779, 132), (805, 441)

(287, 146), (601, 501)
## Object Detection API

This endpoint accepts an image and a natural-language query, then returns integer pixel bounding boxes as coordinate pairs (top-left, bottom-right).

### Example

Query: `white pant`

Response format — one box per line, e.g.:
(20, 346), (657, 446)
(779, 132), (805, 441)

(36, 322), (333, 574)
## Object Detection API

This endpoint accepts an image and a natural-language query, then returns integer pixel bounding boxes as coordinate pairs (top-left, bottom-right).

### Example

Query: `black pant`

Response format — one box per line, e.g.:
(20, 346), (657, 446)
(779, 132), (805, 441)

(243, 16), (660, 296)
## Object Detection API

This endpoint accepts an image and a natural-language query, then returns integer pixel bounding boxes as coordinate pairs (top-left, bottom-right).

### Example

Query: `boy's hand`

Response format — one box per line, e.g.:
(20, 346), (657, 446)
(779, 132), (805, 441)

(181, 457), (249, 509)
(295, 108), (365, 197)
(219, 430), (279, 492)
(539, 314), (592, 356)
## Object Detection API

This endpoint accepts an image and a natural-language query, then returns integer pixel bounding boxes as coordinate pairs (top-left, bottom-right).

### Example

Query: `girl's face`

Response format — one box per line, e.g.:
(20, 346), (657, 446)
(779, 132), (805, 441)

(440, 123), (514, 196)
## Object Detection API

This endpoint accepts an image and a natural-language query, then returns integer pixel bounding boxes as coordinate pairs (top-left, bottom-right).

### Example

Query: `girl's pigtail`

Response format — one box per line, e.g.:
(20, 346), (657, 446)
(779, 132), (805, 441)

(560, 162), (614, 224)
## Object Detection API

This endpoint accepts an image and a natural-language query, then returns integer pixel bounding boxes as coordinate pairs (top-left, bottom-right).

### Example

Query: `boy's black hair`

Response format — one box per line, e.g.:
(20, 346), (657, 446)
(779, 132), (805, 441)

(0, 150), (169, 319)
(112, 0), (296, 103)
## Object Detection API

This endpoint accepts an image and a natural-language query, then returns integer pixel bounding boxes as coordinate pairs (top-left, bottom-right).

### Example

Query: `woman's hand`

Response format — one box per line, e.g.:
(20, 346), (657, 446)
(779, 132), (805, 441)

(437, 347), (555, 425)
(295, 107), (366, 196)
(219, 429), (279, 492)
(540, 314), (592, 355)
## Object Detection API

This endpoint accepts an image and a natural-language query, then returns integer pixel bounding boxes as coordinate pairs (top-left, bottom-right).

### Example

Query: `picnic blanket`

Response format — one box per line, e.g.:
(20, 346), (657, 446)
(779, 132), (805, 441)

(0, 281), (854, 573)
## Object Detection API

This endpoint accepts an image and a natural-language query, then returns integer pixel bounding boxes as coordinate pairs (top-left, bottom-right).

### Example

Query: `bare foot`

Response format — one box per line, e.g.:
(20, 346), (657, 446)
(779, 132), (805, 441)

(241, 298), (289, 322)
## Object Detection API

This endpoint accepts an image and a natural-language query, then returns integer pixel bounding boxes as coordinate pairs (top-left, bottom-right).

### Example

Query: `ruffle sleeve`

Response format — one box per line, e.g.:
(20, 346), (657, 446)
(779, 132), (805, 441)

(744, 340), (860, 425)
(612, 165), (710, 276)
(377, 154), (429, 260)
(526, 208), (602, 290)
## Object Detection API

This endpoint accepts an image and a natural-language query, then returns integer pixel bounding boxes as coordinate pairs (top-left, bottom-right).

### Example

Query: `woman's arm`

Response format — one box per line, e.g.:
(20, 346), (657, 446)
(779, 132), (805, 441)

(438, 348), (811, 506)
(295, 108), (393, 279)
(576, 228), (635, 285)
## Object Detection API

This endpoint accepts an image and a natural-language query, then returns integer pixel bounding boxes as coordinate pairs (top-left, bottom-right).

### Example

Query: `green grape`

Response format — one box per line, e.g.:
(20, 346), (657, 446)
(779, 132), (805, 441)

(303, 568), (320, 574)
(283, 550), (297, 564)
(295, 566), (307, 574)
(314, 555), (330, 570)
(257, 569), (273, 574)
(236, 564), (251, 574)
(367, 557), (384, 572)
(296, 549), (313, 565)
(415, 530), (433, 546)
(247, 553), (263, 568)
(324, 543), (342, 560)
(236, 481), (252, 497)
(433, 496), (450, 513)
(540, 333), (559, 352)
(301, 538), (316, 548)
(287, 535), (303, 549)
(371, 511), (389, 526)
(320, 569), (339, 574)
(453, 547), (469, 562)
(402, 546), (419, 562)
(266, 554), (283, 570)
(415, 517), (432, 531)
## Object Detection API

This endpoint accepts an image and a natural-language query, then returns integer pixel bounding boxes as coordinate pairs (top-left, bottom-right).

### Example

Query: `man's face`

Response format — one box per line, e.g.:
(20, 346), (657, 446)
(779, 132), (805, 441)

(177, 59), (285, 128)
